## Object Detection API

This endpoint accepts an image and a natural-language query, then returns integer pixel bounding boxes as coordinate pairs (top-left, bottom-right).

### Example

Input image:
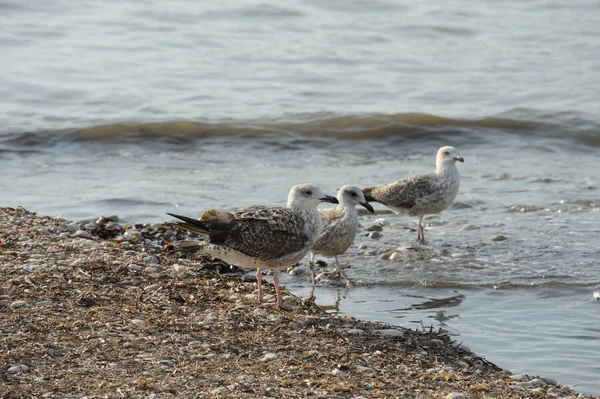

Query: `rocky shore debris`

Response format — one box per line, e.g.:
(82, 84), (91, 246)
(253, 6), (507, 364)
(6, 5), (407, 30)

(1, 207), (597, 399)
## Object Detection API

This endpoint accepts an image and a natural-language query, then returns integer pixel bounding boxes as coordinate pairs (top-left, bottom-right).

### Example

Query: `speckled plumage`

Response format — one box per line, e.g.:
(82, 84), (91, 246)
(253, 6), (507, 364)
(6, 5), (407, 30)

(363, 146), (464, 242)
(309, 185), (374, 285)
(168, 183), (338, 308)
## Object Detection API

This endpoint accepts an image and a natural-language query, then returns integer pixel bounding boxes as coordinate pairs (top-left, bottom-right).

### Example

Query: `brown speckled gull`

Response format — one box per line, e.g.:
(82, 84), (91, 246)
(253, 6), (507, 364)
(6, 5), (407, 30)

(310, 185), (374, 286)
(168, 183), (338, 309)
(363, 146), (464, 242)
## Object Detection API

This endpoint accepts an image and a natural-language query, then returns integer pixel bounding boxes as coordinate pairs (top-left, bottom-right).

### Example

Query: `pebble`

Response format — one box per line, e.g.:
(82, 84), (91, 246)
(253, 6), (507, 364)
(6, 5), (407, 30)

(368, 231), (382, 239)
(204, 312), (218, 323)
(459, 224), (477, 231)
(130, 319), (144, 325)
(7, 365), (29, 373)
(261, 353), (278, 362)
(129, 264), (144, 271)
(445, 393), (466, 399)
(511, 381), (534, 389)
(35, 300), (52, 308)
(529, 378), (547, 387)
(123, 229), (142, 242)
(378, 253), (391, 260)
(253, 308), (268, 318)
(357, 244), (368, 249)
(509, 374), (529, 381)
(331, 368), (345, 377)
(10, 300), (28, 309)
(74, 230), (93, 239)
(267, 314), (283, 323)
(222, 353), (233, 360)
(145, 255), (160, 264)
(457, 360), (469, 369)
(145, 266), (159, 273)
(172, 264), (187, 273)
(376, 329), (404, 337)
(355, 365), (372, 373)
(542, 377), (558, 385)
(347, 328), (365, 335)
(66, 223), (80, 232)
(429, 339), (444, 346)
(366, 224), (383, 232)
(374, 218), (390, 226)
(210, 387), (226, 394)
(389, 252), (402, 261)
(84, 222), (99, 231)
(160, 359), (174, 366)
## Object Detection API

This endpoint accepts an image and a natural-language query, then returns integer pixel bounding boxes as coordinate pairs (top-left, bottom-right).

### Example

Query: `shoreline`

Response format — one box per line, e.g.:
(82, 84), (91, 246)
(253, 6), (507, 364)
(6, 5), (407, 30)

(1, 207), (596, 399)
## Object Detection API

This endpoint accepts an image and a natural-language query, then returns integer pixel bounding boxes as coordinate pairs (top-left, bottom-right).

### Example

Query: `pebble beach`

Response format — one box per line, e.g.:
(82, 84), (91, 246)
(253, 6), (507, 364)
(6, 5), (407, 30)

(1, 206), (597, 399)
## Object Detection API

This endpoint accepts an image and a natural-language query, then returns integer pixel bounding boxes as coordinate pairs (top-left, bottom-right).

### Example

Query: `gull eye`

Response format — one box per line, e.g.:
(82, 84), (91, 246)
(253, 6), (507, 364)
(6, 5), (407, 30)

(443, 150), (450, 155)
(350, 192), (358, 197)
(305, 190), (313, 196)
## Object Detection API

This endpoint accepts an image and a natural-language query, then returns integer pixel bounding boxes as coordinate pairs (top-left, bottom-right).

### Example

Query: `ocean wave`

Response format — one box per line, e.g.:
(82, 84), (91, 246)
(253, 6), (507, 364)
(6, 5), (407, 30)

(356, 279), (600, 290)
(1, 108), (599, 147)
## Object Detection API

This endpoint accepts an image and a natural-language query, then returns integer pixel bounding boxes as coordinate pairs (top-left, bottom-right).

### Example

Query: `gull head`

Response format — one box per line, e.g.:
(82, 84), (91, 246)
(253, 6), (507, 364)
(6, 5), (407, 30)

(437, 146), (464, 167)
(337, 185), (375, 213)
(287, 183), (338, 209)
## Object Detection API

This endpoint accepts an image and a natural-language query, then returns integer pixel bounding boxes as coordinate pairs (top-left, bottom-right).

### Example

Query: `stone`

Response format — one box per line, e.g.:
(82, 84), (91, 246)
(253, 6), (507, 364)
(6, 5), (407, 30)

(376, 329), (404, 337)
(129, 264), (144, 271)
(124, 229), (142, 242)
(253, 308), (268, 318)
(331, 368), (345, 377)
(74, 230), (93, 239)
(490, 235), (507, 242)
(10, 300), (28, 309)
(368, 231), (382, 239)
(261, 353), (278, 362)
(172, 264), (186, 273)
(7, 365), (29, 373)
(541, 377), (558, 386)
(445, 393), (466, 399)
(389, 252), (402, 261)
(529, 378), (547, 387)
(347, 328), (365, 335)
(374, 218), (390, 226)
(366, 224), (383, 232)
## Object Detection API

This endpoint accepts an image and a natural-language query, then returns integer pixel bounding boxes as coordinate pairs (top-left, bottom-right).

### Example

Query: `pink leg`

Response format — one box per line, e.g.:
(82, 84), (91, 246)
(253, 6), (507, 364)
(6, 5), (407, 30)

(417, 215), (425, 243)
(309, 252), (316, 286)
(273, 271), (292, 310)
(334, 256), (351, 287)
(256, 268), (263, 303)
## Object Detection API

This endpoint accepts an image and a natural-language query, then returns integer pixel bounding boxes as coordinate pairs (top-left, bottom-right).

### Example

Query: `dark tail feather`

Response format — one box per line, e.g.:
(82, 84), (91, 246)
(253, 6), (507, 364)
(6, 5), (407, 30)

(166, 213), (210, 235)
(362, 186), (379, 203)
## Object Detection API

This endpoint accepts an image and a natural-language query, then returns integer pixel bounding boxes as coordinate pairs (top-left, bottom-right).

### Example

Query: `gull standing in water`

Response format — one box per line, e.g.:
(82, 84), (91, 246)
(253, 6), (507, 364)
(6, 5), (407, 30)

(309, 185), (374, 286)
(362, 146), (464, 242)
(167, 183), (338, 309)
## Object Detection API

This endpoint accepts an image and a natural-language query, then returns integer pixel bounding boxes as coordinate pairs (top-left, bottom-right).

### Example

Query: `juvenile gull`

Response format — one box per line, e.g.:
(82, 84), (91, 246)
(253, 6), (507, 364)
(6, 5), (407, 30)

(167, 183), (338, 309)
(309, 185), (374, 286)
(363, 146), (464, 242)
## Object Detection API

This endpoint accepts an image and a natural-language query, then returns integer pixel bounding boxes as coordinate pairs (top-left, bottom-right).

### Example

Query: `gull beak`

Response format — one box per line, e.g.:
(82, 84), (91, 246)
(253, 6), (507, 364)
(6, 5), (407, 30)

(319, 195), (339, 204)
(361, 201), (375, 214)
(454, 156), (464, 163)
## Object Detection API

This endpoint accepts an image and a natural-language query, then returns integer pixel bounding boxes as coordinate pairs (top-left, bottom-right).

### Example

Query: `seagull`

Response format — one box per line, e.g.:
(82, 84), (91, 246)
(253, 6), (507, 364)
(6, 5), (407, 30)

(167, 183), (338, 309)
(309, 185), (374, 286)
(362, 146), (464, 242)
